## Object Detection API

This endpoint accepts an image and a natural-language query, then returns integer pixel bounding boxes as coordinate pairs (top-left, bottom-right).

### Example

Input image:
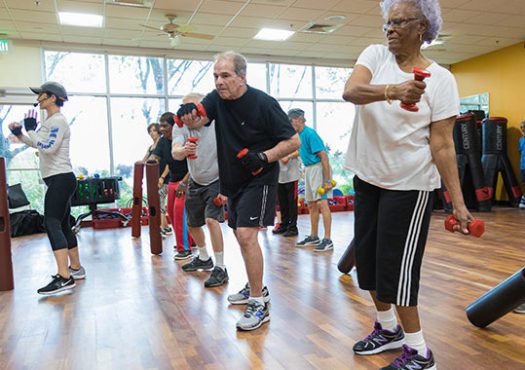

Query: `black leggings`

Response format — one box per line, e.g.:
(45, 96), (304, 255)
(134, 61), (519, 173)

(43, 172), (78, 251)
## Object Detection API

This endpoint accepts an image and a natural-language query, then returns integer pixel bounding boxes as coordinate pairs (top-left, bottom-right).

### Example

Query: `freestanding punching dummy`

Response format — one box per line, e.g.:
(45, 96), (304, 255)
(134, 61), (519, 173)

(481, 117), (522, 206)
(466, 267), (525, 328)
(0, 157), (14, 291)
(337, 238), (356, 274)
(442, 113), (491, 211)
(145, 160), (162, 255)
(131, 161), (144, 238)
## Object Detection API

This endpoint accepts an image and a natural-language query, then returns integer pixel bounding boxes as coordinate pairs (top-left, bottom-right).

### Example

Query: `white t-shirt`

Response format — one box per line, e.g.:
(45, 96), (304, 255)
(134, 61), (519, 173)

(172, 121), (219, 186)
(345, 44), (460, 191)
(20, 112), (73, 179)
(278, 156), (300, 184)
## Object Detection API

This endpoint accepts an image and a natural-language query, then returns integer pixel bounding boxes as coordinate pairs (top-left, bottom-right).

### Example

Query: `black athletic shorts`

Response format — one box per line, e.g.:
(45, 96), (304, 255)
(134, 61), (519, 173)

(227, 183), (277, 229)
(353, 176), (434, 307)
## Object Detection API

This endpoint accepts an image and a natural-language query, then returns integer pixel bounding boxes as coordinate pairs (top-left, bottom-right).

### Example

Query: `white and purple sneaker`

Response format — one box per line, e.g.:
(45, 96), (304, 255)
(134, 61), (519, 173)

(353, 321), (405, 355)
(381, 344), (436, 370)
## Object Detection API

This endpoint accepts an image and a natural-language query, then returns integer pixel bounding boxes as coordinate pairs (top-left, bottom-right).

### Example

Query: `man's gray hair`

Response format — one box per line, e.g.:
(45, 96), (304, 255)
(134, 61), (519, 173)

(380, 0), (442, 43)
(287, 108), (305, 120)
(182, 92), (204, 102)
(214, 51), (247, 79)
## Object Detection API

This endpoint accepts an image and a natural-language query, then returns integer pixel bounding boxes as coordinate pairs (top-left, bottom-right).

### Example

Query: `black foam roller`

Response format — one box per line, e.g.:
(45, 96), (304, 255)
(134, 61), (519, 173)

(337, 238), (356, 274)
(466, 267), (525, 328)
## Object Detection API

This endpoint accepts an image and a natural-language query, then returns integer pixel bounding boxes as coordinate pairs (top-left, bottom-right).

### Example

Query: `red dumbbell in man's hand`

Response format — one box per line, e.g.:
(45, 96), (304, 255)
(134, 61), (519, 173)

(236, 148), (268, 176)
(213, 194), (227, 207)
(186, 136), (199, 159)
(400, 67), (431, 112)
(174, 103), (207, 127)
(444, 215), (485, 237)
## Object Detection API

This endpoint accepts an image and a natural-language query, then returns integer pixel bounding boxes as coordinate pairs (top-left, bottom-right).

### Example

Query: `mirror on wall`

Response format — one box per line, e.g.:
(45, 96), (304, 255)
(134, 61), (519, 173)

(460, 92), (489, 120)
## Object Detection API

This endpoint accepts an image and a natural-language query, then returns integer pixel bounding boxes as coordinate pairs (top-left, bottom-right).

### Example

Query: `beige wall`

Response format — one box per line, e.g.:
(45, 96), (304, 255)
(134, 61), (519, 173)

(0, 41), (42, 88)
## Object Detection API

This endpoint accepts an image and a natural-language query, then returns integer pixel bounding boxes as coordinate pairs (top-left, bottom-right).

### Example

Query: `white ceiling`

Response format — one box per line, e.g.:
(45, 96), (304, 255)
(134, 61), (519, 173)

(1, 0), (525, 66)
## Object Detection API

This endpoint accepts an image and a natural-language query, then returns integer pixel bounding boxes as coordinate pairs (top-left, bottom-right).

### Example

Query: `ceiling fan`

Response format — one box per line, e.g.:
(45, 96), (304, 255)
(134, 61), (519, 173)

(140, 14), (214, 46)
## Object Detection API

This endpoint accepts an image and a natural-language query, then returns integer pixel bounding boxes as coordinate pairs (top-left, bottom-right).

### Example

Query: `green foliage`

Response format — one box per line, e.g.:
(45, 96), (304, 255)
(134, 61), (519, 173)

(327, 148), (354, 194)
(7, 170), (45, 212)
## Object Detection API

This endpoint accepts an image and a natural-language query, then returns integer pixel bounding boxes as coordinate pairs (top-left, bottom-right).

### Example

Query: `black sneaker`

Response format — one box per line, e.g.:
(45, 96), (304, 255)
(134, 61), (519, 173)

(182, 257), (214, 272)
(174, 250), (192, 260)
(380, 345), (436, 370)
(313, 238), (334, 252)
(283, 227), (298, 237)
(353, 321), (405, 355)
(37, 274), (75, 295)
(204, 266), (229, 287)
(296, 235), (321, 247)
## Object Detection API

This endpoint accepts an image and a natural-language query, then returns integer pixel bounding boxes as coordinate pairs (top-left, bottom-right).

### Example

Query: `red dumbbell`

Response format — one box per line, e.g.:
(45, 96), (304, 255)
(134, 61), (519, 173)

(400, 67), (431, 112)
(187, 136), (199, 159)
(213, 195), (225, 207)
(444, 215), (485, 237)
(236, 148), (263, 176)
(174, 104), (207, 127)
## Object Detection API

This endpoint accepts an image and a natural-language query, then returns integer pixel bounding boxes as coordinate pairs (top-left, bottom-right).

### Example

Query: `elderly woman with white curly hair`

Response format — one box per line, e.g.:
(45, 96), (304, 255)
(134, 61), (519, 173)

(342, 1), (471, 369)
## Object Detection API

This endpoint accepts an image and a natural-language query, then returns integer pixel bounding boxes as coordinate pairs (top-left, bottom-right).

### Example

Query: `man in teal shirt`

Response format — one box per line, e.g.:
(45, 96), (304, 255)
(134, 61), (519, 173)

(288, 108), (334, 252)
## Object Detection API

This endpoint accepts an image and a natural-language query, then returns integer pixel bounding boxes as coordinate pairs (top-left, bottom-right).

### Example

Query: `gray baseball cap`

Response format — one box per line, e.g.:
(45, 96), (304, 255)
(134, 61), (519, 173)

(287, 108), (305, 119)
(30, 81), (68, 101)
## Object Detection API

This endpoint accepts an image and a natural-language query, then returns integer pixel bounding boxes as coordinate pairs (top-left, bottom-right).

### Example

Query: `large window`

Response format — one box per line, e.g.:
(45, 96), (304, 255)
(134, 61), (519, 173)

(1, 104), (44, 211)
(111, 97), (164, 177)
(23, 51), (356, 212)
(109, 56), (165, 95)
(269, 63), (313, 99)
(45, 51), (106, 93)
(168, 59), (214, 95)
(315, 66), (352, 99)
(62, 96), (111, 176)
(247, 63), (268, 92)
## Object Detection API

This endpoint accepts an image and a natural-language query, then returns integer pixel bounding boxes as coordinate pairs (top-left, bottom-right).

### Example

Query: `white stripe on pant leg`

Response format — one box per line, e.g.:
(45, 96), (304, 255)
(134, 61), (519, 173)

(396, 192), (423, 305)
(396, 191), (427, 306)
(403, 191), (429, 306)
(259, 185), (268, 227)
(400, 191), (429, 306)
(401, 192), (426, 306)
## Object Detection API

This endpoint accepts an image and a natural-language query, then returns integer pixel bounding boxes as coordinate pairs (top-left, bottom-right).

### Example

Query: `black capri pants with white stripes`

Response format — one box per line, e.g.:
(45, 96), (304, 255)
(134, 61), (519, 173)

(43, 172), (78, 251)
(353, 176), (434, 307)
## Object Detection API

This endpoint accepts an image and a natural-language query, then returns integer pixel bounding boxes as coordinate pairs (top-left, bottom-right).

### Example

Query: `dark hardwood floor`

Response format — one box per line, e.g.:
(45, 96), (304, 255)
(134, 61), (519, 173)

(1, 208), (524, 370)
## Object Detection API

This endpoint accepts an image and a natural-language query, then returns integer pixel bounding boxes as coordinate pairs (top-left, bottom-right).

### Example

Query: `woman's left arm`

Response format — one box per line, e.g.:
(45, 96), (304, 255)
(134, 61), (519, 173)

(430, 117), (472, 234)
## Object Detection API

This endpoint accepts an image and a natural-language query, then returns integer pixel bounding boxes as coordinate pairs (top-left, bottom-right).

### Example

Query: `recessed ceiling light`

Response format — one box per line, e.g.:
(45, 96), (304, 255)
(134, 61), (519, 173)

(59, 12), (104, 28)
(254, 28), (294, 41)
(421, 39), (445, 49)
(325, 15), (346, 21)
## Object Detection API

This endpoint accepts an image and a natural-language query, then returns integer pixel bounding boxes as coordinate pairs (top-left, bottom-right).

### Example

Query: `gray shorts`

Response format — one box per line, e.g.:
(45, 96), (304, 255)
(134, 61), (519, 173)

(185, 179), (225, 227)
(304, 162), (332, 203)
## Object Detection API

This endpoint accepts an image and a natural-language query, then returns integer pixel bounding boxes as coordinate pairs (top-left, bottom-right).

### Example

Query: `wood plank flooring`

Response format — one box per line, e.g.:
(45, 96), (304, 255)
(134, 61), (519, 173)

(1, 208), (524, 370)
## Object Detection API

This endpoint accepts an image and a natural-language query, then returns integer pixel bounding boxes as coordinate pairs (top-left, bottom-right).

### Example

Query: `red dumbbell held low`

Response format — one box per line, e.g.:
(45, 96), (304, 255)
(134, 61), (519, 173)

(187, 136), (199, 159)
(444, 215), (485, 237)
(213, 195), (225, 207)
(400, 67), (431, 112)
(236, 148), (263, 176)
